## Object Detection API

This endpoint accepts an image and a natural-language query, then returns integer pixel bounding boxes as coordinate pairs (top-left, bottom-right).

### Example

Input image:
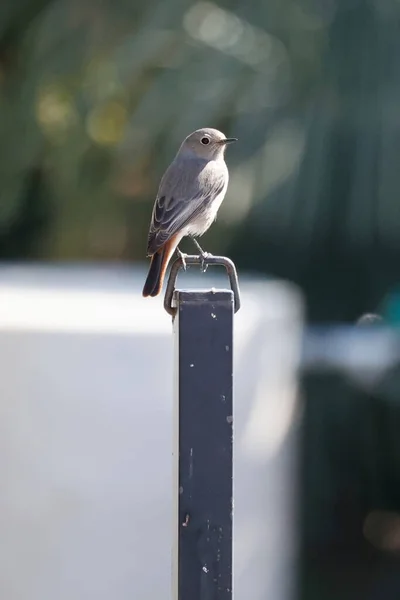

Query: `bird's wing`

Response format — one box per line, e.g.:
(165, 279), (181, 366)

(146, 159), (227, 255)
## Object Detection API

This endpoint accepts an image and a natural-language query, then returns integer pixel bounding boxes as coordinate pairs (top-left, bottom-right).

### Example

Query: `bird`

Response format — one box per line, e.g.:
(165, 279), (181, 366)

(142, 127), (237, 298)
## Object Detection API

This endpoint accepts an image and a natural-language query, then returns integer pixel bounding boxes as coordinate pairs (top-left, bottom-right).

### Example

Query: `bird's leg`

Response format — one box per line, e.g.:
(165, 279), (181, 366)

(192, 238), (206, 254)
(192, 238), (210, 273)
(176, 246), (187, 270)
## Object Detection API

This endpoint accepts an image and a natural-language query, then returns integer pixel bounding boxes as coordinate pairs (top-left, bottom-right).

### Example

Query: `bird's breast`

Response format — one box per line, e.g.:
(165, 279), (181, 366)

(184, 185), (228, 237)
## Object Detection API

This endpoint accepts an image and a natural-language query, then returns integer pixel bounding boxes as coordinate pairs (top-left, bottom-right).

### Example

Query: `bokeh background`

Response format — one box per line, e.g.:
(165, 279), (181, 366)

(4, 0), (400, 321)
(2, 0), (400, 599)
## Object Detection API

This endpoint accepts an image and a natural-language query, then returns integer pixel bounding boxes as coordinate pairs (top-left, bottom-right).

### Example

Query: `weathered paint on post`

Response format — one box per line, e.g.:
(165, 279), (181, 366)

(172, 289), (234, 600)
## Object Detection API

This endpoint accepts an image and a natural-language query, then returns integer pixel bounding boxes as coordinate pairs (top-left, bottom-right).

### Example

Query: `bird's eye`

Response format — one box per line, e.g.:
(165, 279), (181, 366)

(201, 137), (210, 145)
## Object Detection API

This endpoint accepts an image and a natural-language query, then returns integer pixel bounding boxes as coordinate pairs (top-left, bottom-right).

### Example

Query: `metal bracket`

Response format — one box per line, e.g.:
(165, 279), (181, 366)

(164, 254), (241, 317)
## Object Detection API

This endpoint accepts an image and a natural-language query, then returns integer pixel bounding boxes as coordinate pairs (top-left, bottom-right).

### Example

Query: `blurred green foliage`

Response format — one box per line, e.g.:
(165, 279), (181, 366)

(229, 0), (400, 321)
(0, 8), (332, 245)
(301, 364), (400, 600)
(3, 0), (400, 320)
(1, 0), (309, 260)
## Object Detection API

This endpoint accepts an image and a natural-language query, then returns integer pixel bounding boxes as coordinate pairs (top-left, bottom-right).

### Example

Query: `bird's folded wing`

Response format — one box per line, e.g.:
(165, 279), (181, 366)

(146, 160), (227, 255)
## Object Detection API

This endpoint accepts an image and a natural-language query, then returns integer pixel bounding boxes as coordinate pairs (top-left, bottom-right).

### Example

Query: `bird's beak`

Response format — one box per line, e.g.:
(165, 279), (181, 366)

(219, 137), (238, 145)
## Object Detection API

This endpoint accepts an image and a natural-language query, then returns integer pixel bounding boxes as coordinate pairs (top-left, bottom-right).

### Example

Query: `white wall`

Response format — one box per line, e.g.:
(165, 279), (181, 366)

(0, 264), (303, 600)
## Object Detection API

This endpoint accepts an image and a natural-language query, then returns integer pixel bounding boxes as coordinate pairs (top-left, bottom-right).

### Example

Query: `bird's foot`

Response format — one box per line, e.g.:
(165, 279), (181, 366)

(192, 239), (210, 272)
(176, 247), (187, 270)
(199, 251), (210, 273)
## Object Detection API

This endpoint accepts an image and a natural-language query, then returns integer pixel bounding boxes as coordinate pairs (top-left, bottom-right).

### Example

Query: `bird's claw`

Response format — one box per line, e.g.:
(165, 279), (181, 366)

(177, 242), (210, 272)
(176, 248), (187, 270)
(199, 252), (210, 273)
(191, 239), (211, 272)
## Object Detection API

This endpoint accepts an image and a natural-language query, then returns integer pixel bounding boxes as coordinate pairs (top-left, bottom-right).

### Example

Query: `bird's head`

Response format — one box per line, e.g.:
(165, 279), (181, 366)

(179, 128), (237, 160)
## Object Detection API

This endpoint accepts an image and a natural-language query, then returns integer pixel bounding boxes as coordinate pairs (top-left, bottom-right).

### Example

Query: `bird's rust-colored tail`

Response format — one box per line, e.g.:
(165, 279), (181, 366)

(142, 236), (178, 298)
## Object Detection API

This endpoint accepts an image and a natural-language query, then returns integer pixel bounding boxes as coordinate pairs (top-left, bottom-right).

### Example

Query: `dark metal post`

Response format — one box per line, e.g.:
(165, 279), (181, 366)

(167, 255), (239, 600)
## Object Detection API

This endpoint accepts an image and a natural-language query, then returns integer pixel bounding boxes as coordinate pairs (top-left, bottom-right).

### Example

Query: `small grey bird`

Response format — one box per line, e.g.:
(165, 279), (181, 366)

(142, 127), (237, 298)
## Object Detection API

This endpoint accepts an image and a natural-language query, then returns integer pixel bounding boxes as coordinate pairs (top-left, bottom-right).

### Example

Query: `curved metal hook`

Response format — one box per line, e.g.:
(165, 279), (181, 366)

(164, 254), (241, 317)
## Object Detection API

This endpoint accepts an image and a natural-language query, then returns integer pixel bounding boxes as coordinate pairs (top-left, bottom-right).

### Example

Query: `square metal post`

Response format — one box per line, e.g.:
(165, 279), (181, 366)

(172, 289), (234, 600)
